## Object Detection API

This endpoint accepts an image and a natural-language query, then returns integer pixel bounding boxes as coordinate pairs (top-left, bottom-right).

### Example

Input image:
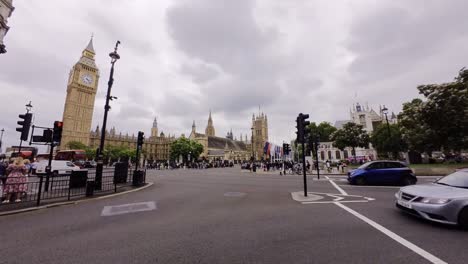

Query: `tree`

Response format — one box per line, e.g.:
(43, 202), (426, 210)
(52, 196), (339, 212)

(416, 68), (468, 152)
(331, 123), (370, 160)
(398, 99), (437, 155)
(399, 68), (468, 155)
(66, 141), (88, 150)
(307, 122), (337, 142)
(169, 138), (204, 162)
(370, 124), (407, 159)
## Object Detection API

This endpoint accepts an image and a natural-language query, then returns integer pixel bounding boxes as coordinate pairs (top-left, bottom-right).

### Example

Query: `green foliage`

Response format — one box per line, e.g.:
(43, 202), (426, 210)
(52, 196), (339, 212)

(399, 68), (468, 154)
(370, 124), (407, 159)
(66, 141), (88, 150)
(307, 122), (337, 142)
(331, 123), (370, 157)
(169, 138), (204, 162)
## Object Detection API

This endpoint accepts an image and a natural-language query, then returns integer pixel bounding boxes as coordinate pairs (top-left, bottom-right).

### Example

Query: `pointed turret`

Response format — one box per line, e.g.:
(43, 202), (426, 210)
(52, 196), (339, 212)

(205, 110), (215, 136)
(85, 36), (95, 54)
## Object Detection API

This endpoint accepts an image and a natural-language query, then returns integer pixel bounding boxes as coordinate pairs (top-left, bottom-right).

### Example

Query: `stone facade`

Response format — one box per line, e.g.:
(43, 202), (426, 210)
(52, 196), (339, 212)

(189, 112), (263, 162)
(0, 0), (14, 54)
(88, 118), (176, 162)
(252, 113), (268, 160)
(60, 38), (100, 149)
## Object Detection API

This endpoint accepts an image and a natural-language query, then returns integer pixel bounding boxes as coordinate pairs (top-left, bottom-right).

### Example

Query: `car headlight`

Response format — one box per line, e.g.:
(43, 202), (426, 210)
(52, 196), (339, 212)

(418, 197), (451, 204)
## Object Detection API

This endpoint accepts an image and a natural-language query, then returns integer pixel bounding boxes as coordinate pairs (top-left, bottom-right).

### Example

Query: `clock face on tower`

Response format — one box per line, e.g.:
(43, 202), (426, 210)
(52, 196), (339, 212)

(81, 74), (93, 86)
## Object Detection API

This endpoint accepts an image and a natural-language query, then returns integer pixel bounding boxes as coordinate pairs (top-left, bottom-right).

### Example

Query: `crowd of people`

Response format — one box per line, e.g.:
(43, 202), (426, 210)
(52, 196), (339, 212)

(0, 157), (31, 203)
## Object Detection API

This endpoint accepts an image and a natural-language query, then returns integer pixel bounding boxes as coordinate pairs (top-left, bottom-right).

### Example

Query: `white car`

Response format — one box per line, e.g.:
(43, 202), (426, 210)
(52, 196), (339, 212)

(35, 160), (82, 176)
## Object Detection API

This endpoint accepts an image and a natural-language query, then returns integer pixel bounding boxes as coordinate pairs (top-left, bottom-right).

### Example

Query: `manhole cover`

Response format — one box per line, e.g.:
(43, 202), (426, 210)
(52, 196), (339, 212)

(224, 192), (247, 197)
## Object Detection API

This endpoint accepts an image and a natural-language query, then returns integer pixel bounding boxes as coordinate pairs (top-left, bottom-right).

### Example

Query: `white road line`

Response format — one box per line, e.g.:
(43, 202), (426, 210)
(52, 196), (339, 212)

(334, 202), (447, 264)
(325, 176), (348, 195)
(337, 184), (400, 189)
(302, 200), (368, 204)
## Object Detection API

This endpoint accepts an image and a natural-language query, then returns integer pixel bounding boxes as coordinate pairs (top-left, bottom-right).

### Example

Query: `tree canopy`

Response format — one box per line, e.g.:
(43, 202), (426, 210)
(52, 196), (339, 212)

(331, 123), (369, 157)
(307, 122), (337, 142)
(370, 123), (407, 159)
(399, 68), (468, 154)
(169, 137), (204, 162)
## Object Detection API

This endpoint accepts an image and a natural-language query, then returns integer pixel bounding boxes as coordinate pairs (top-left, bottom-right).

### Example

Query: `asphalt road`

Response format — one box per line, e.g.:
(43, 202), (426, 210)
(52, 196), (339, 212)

(0, 168), (466, 264)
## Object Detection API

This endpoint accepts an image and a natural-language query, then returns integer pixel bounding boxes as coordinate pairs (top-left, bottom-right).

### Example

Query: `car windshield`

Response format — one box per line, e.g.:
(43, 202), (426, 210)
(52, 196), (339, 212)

(436, 170), (468, 188)
(357, 163), (370, 169)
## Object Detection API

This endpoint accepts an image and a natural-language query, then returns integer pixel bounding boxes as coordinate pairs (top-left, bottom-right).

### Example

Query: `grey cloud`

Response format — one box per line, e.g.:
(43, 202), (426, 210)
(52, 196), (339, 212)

(347, 0), (468, 83)
(180, 62), (219, 84)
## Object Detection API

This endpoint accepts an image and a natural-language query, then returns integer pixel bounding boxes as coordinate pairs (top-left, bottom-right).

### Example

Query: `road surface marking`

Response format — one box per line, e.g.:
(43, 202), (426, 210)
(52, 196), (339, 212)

(326, 175), (447, 264)
(101, 201), (157, 217)
(337, 184), (400, 189)
(334, 202), (447, 264)
(224, 192), (247, 197)
(325, 176), (348, 195)
(291, 191), (374, 204)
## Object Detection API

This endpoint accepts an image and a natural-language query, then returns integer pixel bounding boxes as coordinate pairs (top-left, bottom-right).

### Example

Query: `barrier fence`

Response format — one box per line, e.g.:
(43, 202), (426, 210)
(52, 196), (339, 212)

(0, 165), (146, 208)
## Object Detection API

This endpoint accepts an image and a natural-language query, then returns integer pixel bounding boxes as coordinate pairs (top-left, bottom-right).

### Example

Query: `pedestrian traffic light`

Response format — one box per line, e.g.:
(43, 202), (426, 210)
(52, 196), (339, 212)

(16, 113), (33, 141)
(296, 113), (310, 143)
(53, 121), (63, 144)
(137, 131), (144, 146)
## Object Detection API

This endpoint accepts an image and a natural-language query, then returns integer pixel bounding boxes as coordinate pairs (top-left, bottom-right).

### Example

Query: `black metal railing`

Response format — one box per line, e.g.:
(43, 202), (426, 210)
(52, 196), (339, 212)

(0, 166), (144, 208)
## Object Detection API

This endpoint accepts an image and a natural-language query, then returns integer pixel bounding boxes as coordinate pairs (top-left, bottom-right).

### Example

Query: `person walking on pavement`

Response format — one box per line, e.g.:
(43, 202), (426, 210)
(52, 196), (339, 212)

(3, 157), (28, 203)
(325, 160), (331, 173)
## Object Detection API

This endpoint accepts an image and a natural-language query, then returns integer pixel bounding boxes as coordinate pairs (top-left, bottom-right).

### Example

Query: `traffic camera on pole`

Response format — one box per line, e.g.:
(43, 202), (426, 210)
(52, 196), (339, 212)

(53, 121), (63, 144)
(16, 113), (32, 141)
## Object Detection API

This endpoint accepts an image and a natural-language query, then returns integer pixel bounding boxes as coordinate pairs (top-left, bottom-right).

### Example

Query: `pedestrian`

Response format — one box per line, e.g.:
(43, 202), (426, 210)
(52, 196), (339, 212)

(326, 160), (331, 173)
(306, 161), (311, 172)
(3, 157), (28, 203)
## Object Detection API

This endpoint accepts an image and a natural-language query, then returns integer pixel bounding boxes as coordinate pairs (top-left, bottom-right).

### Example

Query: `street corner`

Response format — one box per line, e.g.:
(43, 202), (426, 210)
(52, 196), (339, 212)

(291, 191), (375, 204)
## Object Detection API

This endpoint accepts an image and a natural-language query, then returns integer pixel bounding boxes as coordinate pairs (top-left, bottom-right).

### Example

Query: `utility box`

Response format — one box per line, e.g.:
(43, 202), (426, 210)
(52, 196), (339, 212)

(132, 170), (144, 187)
(114, 162), (129, 184)
(69, 170), (88, 188)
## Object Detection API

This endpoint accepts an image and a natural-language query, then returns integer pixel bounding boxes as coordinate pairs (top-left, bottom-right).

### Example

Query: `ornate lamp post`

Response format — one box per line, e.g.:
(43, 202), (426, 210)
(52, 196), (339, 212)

(381, 105), (393, 158)
(95, 41), (121, 190)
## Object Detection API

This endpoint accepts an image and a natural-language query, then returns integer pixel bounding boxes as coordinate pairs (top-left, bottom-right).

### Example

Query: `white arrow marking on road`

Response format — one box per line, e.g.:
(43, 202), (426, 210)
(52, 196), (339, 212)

(327, 194), (344, 201)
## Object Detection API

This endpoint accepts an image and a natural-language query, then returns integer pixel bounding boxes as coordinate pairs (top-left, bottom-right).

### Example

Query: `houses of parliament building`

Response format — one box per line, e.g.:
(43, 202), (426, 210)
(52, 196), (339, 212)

(60, 38), (268, 162)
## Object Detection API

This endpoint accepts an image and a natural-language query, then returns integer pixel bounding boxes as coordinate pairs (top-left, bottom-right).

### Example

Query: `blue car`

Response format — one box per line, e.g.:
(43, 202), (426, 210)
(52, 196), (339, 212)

(348, 161), (417, 186)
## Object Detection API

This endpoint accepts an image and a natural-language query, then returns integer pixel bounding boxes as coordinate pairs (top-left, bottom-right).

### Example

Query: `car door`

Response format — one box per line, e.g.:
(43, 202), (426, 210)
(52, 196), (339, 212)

(365, 162), (385, 184)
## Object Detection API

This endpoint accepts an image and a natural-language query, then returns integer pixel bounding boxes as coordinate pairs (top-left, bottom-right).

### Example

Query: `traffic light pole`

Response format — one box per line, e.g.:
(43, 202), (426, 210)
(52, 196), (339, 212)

(301, 140), (307, 197)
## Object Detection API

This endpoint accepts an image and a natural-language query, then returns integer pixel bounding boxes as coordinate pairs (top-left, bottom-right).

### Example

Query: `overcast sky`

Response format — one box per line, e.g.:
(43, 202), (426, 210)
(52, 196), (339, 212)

(1, 0), (468, 151)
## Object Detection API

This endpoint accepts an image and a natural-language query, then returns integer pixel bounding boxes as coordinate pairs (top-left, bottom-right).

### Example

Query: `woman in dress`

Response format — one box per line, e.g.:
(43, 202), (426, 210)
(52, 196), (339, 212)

(2, 157), (28, 203)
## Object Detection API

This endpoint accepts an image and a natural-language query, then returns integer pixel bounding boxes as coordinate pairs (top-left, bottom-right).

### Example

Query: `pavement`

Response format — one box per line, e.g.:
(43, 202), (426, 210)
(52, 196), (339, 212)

(0, 168), (466, 264)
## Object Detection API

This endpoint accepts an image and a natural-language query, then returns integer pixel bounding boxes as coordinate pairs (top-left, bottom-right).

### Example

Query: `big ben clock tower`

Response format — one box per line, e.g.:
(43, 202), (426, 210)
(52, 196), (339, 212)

(60, 37), (100, 149)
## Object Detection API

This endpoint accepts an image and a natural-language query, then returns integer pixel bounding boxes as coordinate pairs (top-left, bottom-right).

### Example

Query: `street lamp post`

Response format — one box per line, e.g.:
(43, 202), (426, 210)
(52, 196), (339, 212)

(95, 41), (121, 190)
(382, 105), (392, 158)
(0, 128), (4, 153)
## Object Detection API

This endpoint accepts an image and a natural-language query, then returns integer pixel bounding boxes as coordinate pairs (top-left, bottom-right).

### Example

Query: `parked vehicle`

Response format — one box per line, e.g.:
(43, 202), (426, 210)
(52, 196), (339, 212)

(35, 160), (82, 176)
(348, 160), (416, 186)
(395, 169), (468, 228)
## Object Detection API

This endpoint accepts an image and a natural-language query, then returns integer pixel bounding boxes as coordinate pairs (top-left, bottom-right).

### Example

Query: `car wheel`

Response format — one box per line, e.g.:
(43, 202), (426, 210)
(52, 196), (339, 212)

(402, 176), (415, 186)
(458, 207), (468, 229)
(355, 177), (366, 185)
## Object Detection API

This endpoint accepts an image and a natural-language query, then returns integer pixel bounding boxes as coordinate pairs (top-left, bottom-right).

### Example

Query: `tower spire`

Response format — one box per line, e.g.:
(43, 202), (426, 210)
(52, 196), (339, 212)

(153, 117), (158, 128)
(85, 36), (95, 54)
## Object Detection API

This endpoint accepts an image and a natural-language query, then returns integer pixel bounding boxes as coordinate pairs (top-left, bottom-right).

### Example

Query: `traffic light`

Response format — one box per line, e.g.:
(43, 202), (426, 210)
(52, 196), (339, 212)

(296, 113), (310, 143)
(137, 131), (144, 147)
(16, 113), (33, 141)
(283, 143), (291, 155)
(53, 121), (63, 144)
